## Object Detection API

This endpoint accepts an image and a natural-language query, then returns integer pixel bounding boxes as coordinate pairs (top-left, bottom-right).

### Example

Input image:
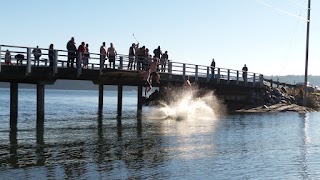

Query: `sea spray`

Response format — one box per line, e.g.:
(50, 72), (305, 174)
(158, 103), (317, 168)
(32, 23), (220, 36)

(148, 86), (226, 121)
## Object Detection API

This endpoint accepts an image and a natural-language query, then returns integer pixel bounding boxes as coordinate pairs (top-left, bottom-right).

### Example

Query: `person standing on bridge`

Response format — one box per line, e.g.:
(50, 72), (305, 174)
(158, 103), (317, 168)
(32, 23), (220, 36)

(66, 37), (77, 68)
(153, 46), (162, 59)
(77, 42), (86, 69)
(48, 44), (54, 67)
(160, 51), (168, 72)
(128, 43), (135, 70)
(5, 49), (12, 65)
(32, 46), (42, 66)
(100, 42), (107, 68)
(211, 58), (215, 78)
(107, 43), (117, 69)
(242, 64), (248, 82)
(83, 43), (90, 69)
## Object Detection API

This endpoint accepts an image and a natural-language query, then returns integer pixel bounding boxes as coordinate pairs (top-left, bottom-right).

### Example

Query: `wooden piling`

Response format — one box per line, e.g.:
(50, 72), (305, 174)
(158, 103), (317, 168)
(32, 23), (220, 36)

(117, 85), (123, 117)
(98, 84), (104, 113)
(10, 82), (18, 130)
(137, 85), (143, 114)
(37, 83), (45, 120)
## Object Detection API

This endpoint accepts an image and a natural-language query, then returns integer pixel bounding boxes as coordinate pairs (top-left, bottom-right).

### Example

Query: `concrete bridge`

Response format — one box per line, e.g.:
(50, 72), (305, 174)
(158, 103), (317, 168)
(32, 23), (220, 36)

(0, 44), (284, 123)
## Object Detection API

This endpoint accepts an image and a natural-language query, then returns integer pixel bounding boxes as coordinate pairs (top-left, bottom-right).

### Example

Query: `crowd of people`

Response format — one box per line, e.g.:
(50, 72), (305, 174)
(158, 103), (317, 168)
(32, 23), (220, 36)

(3, 38), (250, 97)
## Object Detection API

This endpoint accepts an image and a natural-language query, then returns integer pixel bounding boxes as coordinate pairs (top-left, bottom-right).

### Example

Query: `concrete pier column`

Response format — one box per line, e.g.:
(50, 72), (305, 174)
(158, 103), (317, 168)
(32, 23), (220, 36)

(98, 84), (104, 113)
(117, 85), (123, 117)
(137, 85), (143, 114)
(10, 82), (18, 129)
(37, 83), (45, 132)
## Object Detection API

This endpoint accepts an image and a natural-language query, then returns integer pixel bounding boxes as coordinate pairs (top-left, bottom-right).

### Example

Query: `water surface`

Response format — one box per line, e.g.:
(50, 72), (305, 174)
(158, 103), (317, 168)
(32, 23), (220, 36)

(0, 88), (320, 179)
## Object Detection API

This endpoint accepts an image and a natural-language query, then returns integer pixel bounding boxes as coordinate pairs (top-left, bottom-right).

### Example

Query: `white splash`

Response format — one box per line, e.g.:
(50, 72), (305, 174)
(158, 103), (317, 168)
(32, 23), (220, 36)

(149, 87), (226, 121)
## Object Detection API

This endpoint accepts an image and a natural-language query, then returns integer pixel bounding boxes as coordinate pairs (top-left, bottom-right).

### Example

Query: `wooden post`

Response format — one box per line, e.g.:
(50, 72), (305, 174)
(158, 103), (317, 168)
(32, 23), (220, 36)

(217, 68), (221, 84)
(117, 85), (123, 117)
(195, 65), (198, 81)
(26, 48), (31, 75)
(227, 69), (230, 84)
(137, 85), (143, 114)
(183, 63), (186, 79)
(100, 55), (103, 75)
(236, 71), (239, 85)
(253, 73), (256, 87)
(119, 56), (123, 70)
(98, 84), (103, 113)
(37, 83), (45, 121)
(53, 50), (58, 74)
(77, 52), (82, 77)
(168, 61), (172, 79)
(10, 82), (18, 130)
(206, 67), (210, 82)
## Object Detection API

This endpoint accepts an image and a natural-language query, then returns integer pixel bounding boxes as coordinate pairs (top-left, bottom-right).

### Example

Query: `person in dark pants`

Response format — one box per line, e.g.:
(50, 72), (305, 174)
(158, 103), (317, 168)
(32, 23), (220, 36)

(211, 58), (215, 78)
(66, 37), (77, 68)
(242, 64), (248, 82)
(32, 46), (42, 66)
(153, 46), (162, 59)
(48, 44), (54, 67)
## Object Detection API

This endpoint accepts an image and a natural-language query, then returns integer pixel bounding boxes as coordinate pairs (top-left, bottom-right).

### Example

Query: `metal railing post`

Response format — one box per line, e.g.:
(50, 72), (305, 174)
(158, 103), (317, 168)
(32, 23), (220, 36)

(195, 65), (198, 81)
(227, 69), (230, 84)
(183, 63), (186, 79)
(217, 68), (220, 84)
(53, 50), (58, 74)
(168, 60), (172, 79)
(119, 56), (123, 70)
(77, 52), (82, 76)
(206, 67), (210, 82)
(26, 48), (31, 74)
(236, 71), (239, 85)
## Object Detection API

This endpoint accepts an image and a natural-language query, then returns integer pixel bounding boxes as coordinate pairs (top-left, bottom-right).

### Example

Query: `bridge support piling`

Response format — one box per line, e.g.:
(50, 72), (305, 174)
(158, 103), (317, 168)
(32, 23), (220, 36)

(117, 85), (123, 117)
(37, 83), (45, 121)
(10, 82), (18, 130)
(98, 84), (104, 113)
(137, 85), (143, 114)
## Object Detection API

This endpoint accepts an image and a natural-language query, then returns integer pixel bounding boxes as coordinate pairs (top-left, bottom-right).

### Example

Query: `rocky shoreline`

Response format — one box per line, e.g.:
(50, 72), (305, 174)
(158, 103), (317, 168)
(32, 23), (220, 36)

(230, 86), (318, 113)
(145, 86), (319, 113)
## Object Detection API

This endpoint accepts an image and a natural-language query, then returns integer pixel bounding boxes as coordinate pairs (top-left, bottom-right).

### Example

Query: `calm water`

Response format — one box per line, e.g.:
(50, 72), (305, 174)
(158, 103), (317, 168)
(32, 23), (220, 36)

(1, 88), (320, 179)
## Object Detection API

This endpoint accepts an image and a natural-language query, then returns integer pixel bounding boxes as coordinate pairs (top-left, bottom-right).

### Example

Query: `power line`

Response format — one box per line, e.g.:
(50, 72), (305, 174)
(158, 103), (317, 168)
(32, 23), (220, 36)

(254, 0), (309, 22)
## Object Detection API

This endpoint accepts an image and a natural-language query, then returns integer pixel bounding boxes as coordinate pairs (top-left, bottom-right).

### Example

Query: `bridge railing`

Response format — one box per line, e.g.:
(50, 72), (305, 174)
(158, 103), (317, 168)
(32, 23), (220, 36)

(0, 44), (264, 87)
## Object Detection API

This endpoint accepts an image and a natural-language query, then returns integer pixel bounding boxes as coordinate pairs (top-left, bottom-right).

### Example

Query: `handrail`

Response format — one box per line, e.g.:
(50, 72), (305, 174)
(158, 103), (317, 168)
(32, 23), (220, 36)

(0, 44), (266, 87)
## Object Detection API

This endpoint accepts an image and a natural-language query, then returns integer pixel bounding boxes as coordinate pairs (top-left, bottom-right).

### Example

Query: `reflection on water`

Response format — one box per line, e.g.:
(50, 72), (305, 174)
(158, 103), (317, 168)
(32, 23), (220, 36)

(1, 89), (320, 179)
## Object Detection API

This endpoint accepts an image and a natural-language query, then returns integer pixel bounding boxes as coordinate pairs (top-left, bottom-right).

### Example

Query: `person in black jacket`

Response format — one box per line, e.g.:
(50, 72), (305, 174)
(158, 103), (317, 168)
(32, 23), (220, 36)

(48, 44), (54, 67)
(66, 37), (77, 68)
(242, 64), (248, 82)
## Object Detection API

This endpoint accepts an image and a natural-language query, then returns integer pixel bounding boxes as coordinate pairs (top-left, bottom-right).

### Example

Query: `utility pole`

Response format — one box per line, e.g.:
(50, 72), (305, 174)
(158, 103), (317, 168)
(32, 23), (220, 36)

(303, 0), (311, 106)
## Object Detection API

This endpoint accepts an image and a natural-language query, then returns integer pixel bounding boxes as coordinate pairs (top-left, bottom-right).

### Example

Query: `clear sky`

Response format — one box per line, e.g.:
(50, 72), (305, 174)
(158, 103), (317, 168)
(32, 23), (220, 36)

(1, 0), (319, 76)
